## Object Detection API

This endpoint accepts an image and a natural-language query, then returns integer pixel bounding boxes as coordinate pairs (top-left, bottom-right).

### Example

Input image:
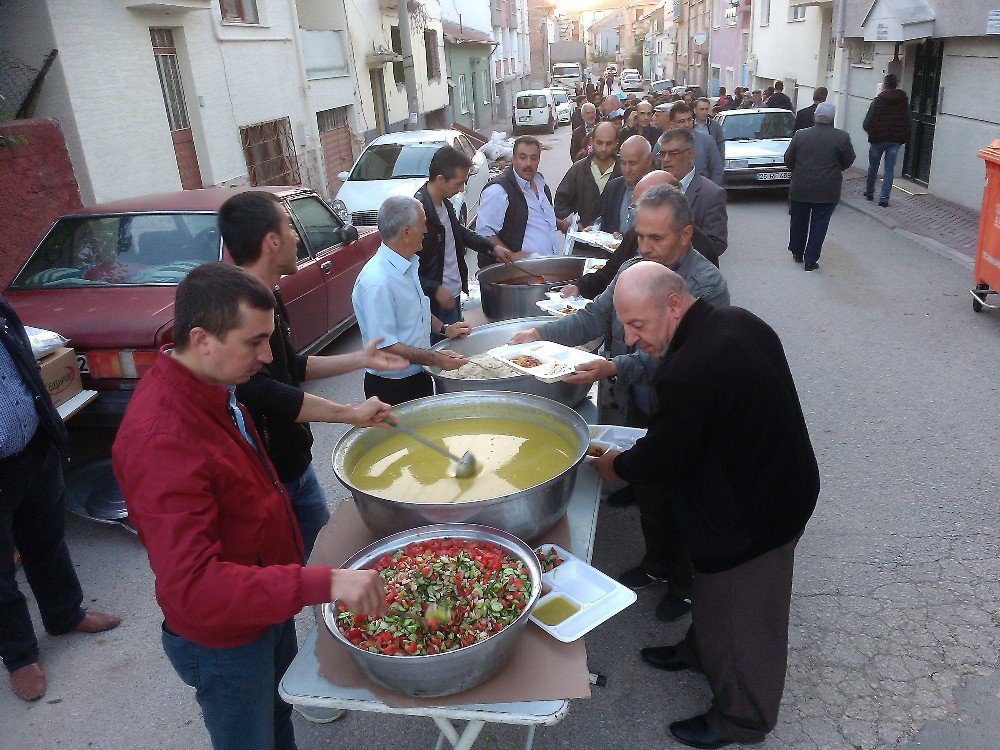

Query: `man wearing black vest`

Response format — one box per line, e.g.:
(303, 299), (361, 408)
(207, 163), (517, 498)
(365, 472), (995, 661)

(863, 73), (913, 207)
(476, 136), (570, 270)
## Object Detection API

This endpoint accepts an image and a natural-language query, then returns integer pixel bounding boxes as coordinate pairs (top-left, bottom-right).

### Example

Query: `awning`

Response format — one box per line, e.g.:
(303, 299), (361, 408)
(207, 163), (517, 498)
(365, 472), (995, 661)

(861, 0), (935, 42)
(441, 20), (494, 44)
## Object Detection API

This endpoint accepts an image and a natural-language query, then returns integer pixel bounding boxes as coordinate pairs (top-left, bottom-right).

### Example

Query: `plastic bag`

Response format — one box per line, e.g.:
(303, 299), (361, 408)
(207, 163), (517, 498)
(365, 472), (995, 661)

(479, 132), (515, 162)
(25, 326), (69, 360)
(561, 213), (580, 256)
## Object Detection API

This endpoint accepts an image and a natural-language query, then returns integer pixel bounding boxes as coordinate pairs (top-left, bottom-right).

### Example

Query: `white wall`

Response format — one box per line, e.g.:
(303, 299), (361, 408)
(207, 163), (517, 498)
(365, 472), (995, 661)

(751, 0), (827, 99)
(441, 0), (492, 34)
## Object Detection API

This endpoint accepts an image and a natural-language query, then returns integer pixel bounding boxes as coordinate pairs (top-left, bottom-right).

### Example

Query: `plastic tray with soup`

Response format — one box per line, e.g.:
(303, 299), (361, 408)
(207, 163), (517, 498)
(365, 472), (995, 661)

(349, 417), (578, 504)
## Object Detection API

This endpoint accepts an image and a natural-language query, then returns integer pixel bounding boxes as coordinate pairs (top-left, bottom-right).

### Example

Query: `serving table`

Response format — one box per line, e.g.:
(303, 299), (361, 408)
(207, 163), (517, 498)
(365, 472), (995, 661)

(279, 390), (603, 750)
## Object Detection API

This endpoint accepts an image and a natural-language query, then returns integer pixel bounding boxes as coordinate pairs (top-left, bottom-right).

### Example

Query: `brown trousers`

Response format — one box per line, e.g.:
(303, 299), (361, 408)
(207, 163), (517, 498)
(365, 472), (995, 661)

(675, 535), (799, 744)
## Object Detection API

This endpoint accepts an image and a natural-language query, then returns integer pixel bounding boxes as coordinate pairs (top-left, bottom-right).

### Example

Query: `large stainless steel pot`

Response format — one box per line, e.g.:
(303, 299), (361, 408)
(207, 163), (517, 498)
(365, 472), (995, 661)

(424, 317), (599, 407)
(332, 391), (589, 541)
(322, 523), (542, 697)
(477, 256), (586, 321)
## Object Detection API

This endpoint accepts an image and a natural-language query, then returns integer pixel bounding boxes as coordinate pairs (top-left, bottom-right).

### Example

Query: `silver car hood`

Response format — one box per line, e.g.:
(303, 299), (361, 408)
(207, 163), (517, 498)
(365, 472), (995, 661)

(724, 138), (791, 162)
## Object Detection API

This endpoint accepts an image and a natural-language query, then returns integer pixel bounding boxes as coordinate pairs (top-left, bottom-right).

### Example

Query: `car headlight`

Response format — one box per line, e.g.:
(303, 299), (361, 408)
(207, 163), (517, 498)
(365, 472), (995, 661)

(332, 199), (349, 222)
(725, 159), (749, 170)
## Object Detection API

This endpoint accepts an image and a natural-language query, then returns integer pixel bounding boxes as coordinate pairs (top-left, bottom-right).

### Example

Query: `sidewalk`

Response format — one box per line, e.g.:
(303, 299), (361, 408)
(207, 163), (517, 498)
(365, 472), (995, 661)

(840, 169), (980, 263)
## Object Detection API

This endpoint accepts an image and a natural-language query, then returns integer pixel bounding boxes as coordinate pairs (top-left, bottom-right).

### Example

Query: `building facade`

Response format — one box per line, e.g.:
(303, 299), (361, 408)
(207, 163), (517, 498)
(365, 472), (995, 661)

(708, 0), (751, 95)
(490, 0), (531, 122)
(526, 0), (558, 89)
(442, 19), (494, 131)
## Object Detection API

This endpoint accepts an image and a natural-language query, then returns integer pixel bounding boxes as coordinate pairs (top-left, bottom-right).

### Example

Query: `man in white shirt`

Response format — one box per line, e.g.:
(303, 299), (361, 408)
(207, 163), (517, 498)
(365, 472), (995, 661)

(352, 196), (470, 405)
(476, 137), (570, 269)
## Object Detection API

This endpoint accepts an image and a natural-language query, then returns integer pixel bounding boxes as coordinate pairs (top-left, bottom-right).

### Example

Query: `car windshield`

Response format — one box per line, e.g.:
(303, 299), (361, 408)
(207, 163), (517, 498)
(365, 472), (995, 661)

(551, 90), (568, 104)
(10, 213), (221, 288)
(721, 112), (795, 141)
(350, 143), (440, 180)
(553, 65), (580, 77)
(517, 95), (547, 109)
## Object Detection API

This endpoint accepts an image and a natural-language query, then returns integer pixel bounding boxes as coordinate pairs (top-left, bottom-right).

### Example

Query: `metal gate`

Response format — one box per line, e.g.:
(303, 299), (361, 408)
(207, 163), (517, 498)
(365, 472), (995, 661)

(903, 39), (944, 186)
(317, 106), (354, 195)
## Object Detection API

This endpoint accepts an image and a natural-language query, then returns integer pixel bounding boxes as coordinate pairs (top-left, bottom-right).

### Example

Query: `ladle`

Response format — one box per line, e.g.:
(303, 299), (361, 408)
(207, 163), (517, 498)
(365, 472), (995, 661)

(385, 416), (478, 478)
(509, 261), (546, 284)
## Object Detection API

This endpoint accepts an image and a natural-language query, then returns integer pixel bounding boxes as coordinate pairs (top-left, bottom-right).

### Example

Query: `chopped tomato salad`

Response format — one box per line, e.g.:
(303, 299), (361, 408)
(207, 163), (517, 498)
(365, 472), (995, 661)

(535, 547), (564, 573)
(336, 538), (532, 656)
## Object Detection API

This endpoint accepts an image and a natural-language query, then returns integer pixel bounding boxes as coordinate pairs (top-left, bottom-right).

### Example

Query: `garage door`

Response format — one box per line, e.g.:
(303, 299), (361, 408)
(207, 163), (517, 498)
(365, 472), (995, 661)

(318, 107), (354, 195)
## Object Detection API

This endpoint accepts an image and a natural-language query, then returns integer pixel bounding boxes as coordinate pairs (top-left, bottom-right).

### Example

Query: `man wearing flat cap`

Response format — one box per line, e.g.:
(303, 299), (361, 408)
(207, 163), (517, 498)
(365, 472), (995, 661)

(783, 102), (855, 271)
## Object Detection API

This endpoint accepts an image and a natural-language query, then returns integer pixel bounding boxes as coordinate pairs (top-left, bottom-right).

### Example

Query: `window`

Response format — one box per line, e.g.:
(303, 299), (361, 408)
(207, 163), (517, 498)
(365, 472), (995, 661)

(509, 57), (515, 74)
(635, 9), (642, 22)
(317, 106), (349, 133)
(220, 0), (258, 23)
(712, 0), (721, 28)
(150, 29), (191, 132)
(240, 117), (301, 186)
(826, 33), (836, 72)
(457, 135), (476, 158)
(482, 71), (491, 104)
(760, 0), (770, 25)
(858, 41), (875, 66)
(424, 30), (441, 81)
(788, 5), (806, 21)
(287, 196), (344, 257)
(458, 73), (469, 113)
(495, 59), (502, 77)
(390, 26), (404, 85)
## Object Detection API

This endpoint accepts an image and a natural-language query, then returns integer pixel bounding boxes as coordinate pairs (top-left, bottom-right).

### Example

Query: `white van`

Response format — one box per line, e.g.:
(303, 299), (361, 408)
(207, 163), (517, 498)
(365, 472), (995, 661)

(512, 89), (557, 134)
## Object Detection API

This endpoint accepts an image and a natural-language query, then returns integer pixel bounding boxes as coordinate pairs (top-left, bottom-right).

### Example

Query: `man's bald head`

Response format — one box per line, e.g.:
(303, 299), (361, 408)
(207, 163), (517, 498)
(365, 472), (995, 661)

(619, 135), (653, 188)
(592, 121), (618, 162)
(581, 102), (597, 126)
(613, 262), (694, 355)
(633, 170), (680, 204)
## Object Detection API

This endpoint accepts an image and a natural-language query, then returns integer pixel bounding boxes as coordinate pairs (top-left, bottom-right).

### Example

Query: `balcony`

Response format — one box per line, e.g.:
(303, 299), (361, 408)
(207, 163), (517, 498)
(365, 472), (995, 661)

(788, 0), (831, 5)
(300, 29), (352, 79)
(124, 0), (210, 10)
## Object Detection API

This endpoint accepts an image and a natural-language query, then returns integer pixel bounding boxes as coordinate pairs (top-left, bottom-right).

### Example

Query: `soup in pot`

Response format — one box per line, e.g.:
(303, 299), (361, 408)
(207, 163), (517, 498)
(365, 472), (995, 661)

(348, 417), (576, 503)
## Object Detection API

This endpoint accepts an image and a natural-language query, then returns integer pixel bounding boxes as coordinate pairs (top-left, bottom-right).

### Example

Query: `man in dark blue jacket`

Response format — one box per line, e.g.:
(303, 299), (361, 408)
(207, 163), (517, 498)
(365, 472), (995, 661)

(0, 296), (120, 701)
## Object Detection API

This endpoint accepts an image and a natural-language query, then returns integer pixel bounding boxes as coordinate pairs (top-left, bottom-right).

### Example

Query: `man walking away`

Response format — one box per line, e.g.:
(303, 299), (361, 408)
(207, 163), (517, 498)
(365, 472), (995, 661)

(794, 87), (827, 131)
(765, 80), (793, 111)
(783, 102), (855, 271)
(863, 74), (913, 207)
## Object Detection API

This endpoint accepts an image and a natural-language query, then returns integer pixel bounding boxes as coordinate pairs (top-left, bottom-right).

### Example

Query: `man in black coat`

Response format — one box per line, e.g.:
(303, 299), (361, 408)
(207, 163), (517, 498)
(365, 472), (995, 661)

(765, 80), (793, 111)
(783, 102), (855, 270)
(223, 192), (399, 559)
(555, 122), (622, 230)
(592, 261), (819, 749)
(569, 102), (599, 161)
(1, 296), (120, 701)
(794, 86), (827, 131)
(598, 135), (653, 234)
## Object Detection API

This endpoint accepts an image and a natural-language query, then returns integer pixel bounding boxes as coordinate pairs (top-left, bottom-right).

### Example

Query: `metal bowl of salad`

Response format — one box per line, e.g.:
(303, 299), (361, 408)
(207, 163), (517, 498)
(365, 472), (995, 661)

(322, 523), (543, 697)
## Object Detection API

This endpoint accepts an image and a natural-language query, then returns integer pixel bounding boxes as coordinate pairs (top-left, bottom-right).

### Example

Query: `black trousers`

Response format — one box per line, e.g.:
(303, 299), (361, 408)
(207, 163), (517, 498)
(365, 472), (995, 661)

(364, 371), (434, 407)
(0, 430), (85, 672)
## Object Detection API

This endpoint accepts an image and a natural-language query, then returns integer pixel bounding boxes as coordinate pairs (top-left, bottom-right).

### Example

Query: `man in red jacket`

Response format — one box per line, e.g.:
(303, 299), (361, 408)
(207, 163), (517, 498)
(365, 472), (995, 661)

(113, 263), (385, 750)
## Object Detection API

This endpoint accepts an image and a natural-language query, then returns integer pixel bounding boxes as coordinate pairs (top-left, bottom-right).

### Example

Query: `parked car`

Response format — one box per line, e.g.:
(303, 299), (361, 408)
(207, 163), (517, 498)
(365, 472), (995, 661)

(5, 187), (378, 427)
(512, 89), (558, 135)
(619, 70), (644, 93)
(549, 87), (574, 124)
(604, 64), (618, 76)
(333, 130), (488, 228)
(715, 108), (796, 189)
(650, 79), (676, 95)
(671, 85), (704, 99)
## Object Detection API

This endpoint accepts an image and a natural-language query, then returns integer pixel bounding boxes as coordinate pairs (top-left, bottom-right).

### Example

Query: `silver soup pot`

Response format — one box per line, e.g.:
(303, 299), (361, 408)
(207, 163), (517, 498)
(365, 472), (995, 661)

(476, 256), (586, 321)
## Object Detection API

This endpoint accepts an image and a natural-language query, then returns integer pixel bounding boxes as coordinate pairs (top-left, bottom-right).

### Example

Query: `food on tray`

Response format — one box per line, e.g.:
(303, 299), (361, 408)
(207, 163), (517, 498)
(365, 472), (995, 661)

(585, 443), (607, 457)
(532, 594), (579, 626)
(349, 417), (576, 502)
(535, 362), (573, 379)
(558, 306), (578, 315)
(335, 538), (532, 656)
(535, 547), (565, 572)
(437, 354), (522, 380)
(508, 354), (543, 368)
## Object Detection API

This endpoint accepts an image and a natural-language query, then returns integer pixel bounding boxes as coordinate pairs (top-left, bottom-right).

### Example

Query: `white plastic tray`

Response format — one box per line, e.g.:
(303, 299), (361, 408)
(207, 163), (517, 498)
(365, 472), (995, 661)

(583, 258), (609, 274)
(529, 543), (637, 642)
(588, 424), (647, 450)
(568, 230), (621, 251)
(535, 292), (589, 317)
(486, 341), (603, 383)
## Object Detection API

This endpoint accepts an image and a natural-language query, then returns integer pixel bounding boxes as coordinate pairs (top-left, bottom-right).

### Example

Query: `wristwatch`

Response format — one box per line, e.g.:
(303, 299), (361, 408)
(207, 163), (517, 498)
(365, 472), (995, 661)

(439, 322), (447, 336)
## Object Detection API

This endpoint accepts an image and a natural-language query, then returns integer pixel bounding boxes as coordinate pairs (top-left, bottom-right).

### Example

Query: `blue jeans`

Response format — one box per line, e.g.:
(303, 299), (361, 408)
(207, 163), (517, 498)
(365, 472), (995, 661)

(788, 201), (838, 264)
(282, 464), (329, 562)
(865, 142), (901, 202)
(161, 619), (299, 750)
(430, 294), (462, 343)
(0, 431), (85, 672)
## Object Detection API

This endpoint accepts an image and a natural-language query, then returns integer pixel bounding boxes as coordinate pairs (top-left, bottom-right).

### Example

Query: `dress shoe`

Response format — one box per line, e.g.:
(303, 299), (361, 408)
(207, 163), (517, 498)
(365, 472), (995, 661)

(804, 261), (819, 271)
(791, 253), (803, 263)
(618, 566), (667, 590)
(10, 663), (46, 701)
(878, 199), (889, 207)
(640, 644), (690, 672)
(74, 610), (121, 633)
(606, 485), (636, 507)
(655, 591), (691, 622)
(669, 714), (733, 749)
(863, 192), (874, 201)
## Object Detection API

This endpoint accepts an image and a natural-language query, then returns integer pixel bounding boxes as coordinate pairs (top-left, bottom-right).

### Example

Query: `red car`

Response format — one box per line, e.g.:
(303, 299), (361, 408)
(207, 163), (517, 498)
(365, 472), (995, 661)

(6, 186), (380, 427)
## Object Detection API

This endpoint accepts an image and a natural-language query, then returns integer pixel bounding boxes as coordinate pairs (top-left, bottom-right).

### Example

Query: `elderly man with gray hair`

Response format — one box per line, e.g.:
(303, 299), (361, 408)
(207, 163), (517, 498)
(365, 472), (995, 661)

(351, 195), (470, 405)
(783, 101), (855, 271)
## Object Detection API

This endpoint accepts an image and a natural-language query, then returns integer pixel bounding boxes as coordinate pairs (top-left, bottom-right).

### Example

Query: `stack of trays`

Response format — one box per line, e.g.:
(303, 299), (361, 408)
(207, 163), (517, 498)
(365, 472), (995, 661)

(529, 543), (637, 642)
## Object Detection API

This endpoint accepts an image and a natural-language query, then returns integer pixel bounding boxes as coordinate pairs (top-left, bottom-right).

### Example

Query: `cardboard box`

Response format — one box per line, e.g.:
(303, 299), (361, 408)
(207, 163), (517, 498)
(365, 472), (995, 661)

(38, 347), (82, 408)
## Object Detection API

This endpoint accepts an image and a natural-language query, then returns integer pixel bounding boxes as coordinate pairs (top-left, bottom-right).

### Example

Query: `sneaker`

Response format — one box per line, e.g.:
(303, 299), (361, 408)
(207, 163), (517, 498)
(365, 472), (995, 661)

(791, 253), (803, 263)
(294, 706), (346, 724)
(618, 566), (668, 590)
(804, 261), (819, 271)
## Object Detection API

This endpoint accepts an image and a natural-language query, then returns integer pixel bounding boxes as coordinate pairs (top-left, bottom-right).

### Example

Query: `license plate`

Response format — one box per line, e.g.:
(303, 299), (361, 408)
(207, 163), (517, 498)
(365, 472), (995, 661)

(519, 116), (531, 122)
(756, 171), (791, 181)
(76, 352), (89, 374)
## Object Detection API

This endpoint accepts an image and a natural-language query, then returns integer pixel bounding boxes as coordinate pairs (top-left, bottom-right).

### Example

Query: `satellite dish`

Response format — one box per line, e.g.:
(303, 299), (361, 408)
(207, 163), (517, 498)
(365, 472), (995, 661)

(666, 27), (677, 40)
(693, 30), (707, 45)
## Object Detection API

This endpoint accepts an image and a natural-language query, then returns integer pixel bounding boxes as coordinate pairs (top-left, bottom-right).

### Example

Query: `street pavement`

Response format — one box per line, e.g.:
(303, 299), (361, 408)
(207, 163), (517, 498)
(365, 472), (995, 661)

(3, 124), (998, 750)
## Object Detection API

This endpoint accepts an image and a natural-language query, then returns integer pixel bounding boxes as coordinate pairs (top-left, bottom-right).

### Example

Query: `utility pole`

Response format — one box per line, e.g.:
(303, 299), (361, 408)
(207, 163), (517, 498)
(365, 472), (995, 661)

(398, 0), (422, 130)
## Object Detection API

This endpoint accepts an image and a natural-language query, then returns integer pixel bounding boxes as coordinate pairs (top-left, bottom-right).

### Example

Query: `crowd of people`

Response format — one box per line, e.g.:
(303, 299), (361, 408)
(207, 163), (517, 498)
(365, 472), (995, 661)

(4, 71), (920, 750)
